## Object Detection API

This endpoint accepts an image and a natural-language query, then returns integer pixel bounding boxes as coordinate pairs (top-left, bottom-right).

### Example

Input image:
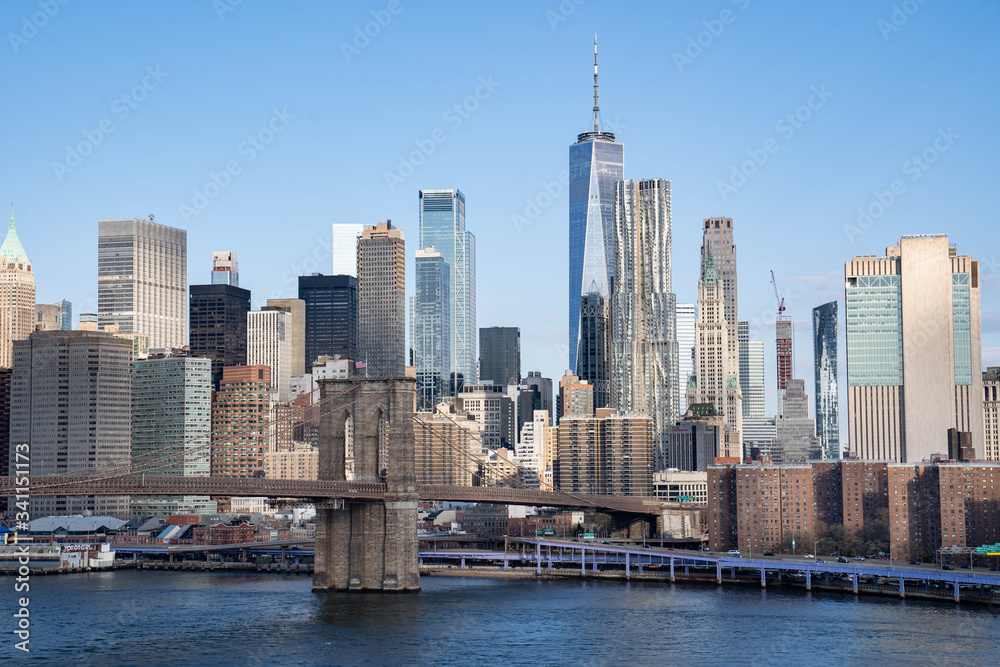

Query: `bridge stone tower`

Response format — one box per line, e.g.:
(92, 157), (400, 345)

(313, 377), (420, 592)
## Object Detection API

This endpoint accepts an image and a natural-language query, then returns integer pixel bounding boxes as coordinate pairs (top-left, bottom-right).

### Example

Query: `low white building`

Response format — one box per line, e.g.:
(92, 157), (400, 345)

(653, 469), (708, 504)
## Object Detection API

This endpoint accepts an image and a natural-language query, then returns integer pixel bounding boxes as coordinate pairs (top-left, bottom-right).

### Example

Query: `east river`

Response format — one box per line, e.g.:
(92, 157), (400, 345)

(8, 571), (999, 665)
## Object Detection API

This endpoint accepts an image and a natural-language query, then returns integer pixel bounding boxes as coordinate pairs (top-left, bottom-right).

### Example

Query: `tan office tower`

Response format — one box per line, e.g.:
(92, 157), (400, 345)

(266, 298), (306, 377)
(0, 209), (36, 368)
(688, 250), (742, 458)
(845, 235), (984, 461)
(700, 218), (738, 369)
(98, 218), (187, 349)
(358, 221), (405, 377)
(248, 308), (292, 403)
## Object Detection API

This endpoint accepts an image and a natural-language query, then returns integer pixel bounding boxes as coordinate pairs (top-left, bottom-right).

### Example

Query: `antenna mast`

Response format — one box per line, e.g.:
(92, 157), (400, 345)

(593, 34), (600, 132)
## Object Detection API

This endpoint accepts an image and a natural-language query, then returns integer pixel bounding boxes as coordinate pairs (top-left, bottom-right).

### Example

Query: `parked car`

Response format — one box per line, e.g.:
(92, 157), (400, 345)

(837, 556), (849, 563)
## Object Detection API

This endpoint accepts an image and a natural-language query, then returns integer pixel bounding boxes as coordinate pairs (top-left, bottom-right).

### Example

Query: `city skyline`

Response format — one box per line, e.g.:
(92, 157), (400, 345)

(3, 1), (998, 419)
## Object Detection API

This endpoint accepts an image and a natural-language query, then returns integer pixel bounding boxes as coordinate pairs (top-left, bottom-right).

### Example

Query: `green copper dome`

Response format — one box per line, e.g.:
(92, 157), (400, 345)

(702, 247), (717, 284)
(0, 207), (30, 266)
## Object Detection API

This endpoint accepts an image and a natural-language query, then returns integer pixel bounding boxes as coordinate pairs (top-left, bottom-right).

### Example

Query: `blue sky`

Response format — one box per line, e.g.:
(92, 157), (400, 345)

(3, 0), (999, 418)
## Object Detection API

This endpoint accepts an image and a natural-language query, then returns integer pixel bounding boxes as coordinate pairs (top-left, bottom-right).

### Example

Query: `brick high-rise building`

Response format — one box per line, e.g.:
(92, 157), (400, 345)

(358, 221), (405, 377)
(558, 370), (594, 421)
(556, 409), (653, 496)
(0, 208), (35, 368)
(211, 366), (271, 478)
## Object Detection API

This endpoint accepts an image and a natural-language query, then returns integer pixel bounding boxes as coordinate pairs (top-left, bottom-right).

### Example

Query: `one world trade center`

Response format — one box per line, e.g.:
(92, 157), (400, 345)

(569, 37), (624, 377)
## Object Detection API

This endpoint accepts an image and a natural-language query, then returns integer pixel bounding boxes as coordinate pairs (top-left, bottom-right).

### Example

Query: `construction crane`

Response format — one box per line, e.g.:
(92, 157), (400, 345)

(770, 270), (786, 315)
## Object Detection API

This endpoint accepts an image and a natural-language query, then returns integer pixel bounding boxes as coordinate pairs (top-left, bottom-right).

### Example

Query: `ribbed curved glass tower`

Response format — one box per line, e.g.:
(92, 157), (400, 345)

(610, 179), (678, 469)
(569, 38), (624, 373)
(812, 301), (840, 460)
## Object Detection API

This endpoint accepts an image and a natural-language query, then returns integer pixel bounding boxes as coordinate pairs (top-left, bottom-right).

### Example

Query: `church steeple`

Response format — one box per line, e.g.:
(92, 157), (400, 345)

(1, 205), (31, 266)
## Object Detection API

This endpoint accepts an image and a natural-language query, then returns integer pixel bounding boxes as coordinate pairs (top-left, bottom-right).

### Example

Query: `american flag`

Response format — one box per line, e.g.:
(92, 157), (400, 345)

(355, 360), (367, 369)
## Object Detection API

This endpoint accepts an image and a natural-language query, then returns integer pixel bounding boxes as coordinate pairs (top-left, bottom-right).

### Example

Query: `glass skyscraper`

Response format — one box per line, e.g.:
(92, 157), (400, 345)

(738, 320), (766, 419)
(413, 247), (450, 409)
(676, 303), (696, 414)
(813, 301), (840, 460)
(331, 224), (365, 278)
(569, 42), (624, 372)
(419, 189), (476, 389)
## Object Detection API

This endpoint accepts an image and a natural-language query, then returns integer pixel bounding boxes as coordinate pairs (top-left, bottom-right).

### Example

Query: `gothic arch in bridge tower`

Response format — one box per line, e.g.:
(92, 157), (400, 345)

(313, 376), (420, 593)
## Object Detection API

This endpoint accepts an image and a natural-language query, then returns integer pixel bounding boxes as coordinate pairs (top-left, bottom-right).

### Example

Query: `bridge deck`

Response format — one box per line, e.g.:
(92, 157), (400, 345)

(1, 475), (667, 514)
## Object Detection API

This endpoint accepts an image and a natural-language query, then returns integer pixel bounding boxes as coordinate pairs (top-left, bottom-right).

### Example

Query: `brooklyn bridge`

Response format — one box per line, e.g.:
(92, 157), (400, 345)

(2, 377), (669, 593)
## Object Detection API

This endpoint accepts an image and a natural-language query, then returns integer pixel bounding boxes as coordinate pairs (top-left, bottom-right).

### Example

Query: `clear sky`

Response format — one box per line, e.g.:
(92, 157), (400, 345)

(3, 0), (998, 419)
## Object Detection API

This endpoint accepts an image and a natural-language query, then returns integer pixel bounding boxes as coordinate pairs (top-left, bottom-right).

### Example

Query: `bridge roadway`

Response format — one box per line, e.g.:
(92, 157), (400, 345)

(1, 474), (665, 515)
(108, 538), (1000, 601)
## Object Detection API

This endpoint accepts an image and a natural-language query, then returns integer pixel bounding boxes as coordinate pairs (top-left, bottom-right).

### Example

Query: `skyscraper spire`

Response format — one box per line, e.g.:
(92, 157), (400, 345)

(593, 34), (600, 133)
(1, 203), (30, 265)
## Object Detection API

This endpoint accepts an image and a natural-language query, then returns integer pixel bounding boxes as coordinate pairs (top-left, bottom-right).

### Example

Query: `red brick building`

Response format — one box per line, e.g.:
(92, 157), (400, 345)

(193, 522), (254, 545)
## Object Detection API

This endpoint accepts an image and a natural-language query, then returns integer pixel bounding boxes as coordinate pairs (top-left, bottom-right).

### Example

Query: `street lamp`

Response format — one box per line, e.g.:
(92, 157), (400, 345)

(814, 537), (834, 558)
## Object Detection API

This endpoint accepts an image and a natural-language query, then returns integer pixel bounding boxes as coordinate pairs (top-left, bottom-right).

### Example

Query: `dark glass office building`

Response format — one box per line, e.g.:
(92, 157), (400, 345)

(298, 274), (358, 370)
(479, 327), (521, 387)
(189, 284), (251, 389)
(578, 293), (610, 410)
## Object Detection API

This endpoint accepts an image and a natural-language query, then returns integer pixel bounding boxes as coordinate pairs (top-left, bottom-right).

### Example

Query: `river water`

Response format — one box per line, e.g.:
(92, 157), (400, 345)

(8, 571), (999, 665)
